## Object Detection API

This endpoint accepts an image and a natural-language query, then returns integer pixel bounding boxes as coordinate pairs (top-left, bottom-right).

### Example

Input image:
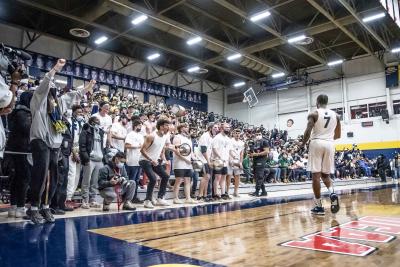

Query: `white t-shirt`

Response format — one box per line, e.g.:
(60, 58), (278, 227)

(197, 132), (213, 164)
(94, 112), (112, 132)
(94, 112), (112, 146)
(173, 134), (192, 170)
(125, 131), (144, 166)
(230, 138), (244, 160)
(211, 133), (231, 166)
(110, 122), (127, 152)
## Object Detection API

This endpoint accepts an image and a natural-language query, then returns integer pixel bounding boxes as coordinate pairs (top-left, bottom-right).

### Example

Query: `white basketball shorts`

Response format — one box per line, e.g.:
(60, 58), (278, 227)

(307, 139), (335, 174)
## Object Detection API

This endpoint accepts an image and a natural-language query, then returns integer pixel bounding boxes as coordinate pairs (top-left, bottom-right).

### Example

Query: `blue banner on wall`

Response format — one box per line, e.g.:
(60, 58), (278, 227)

(24, 49), (207, 111)
(385, 65), (399, 88)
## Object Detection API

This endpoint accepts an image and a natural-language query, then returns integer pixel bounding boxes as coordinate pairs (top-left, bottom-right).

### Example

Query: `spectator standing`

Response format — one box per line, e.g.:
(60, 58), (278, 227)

(79, 116), (105, 209)
(124, 120), (144, 203)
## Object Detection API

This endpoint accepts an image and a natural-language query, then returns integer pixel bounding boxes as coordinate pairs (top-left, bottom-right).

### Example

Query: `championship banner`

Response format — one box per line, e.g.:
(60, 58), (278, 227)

(385, 65), (399, 88)
(26, 49), (206, 107)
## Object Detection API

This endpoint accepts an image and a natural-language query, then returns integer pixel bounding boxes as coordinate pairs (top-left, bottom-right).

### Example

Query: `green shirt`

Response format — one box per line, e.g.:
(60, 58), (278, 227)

(279, 158), (290, 168)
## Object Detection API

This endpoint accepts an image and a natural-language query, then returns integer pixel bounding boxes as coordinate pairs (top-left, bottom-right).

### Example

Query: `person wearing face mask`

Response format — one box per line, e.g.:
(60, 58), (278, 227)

(124, 120), (144, 204)
(79, 116), (105, 209)
(249, 130), (270, 197)
(28, 59), (93, 224)
(110, 114), (128, 152)
(211, 123), (232, 200)
(98, 152), (136, 211)
(64, 104), (85, 210)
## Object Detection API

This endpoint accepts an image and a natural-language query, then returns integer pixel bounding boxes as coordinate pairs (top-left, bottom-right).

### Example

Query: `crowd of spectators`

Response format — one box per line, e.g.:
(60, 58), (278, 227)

(0, 58), (398, 224)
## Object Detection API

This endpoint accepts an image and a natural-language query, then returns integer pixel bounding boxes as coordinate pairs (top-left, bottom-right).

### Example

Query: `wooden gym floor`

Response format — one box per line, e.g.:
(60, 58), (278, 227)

(0, 183), (399, 267)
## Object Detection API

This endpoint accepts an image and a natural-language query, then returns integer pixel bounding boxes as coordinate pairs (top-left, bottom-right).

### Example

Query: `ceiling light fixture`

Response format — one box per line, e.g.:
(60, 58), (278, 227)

(187, 36), (202, 46)
(272, 72), (285, 78)
(391, 47), (400, 53)
(147, 53), (160, 60)
(362, 12), (386, 22)
(132, 14), (148, 25)
(227, 53), (242, 61)
(250, 10), (271, 22)
(288, 35), (306, 44)
(233, 81), (246, 87)
(94, 36), (108, 45)
(187, 66), (200, 73)
(327, 59), (344, 66)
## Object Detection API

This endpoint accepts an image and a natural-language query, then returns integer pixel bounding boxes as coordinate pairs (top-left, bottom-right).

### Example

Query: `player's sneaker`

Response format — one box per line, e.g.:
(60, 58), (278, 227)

(311, 206), (325, 215)
(330, 193), (340, 214)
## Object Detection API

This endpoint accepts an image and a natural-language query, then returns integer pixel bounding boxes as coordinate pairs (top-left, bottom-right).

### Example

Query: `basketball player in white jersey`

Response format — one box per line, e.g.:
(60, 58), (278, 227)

(172, 123), (197, 204)
(139, 118), (171, 209)
(301, 94), (341, 215)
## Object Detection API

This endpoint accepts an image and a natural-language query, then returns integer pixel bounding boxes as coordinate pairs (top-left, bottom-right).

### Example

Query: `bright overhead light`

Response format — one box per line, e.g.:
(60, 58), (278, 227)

(250, 10), (271, 22)
(272, 72), (285, 78)
(391, 47), (400, 53)
(227, 53), (242, 61)
(233, 81), (246, 87)
(94, 36), (108, 45)
(77, 85), (84, 89)
(55, 79), (67, 85)
(327, 59), (344, 66)
(187, 36), (202, 45)
(147, 53), (160, 60)
(288, 35), (306, 44)
(132, 14), (148, 25)
(362, 12), (386, 22)
(187, 66), (200, 73)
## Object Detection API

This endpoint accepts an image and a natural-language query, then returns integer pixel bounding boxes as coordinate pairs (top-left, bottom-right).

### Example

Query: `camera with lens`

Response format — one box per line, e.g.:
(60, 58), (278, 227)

(114, 175), (128, 186)
(246, 139), (255, 153)
(0, 44), (31, 79)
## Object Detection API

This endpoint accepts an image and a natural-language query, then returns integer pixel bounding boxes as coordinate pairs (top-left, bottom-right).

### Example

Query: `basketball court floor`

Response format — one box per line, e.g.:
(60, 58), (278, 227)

(0, 181), (399, 267)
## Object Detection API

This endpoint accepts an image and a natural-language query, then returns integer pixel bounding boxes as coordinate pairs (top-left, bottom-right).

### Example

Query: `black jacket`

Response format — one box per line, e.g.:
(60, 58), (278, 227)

(377, 156), (390, 170)
(98, 162), (128, 190)
(79, 123), (105, 165)
(60, 120), (73, 157)
(6, 105), (32, 153)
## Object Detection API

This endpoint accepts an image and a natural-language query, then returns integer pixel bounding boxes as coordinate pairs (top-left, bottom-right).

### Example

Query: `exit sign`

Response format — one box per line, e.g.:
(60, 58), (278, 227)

(362, 121), (374, 127)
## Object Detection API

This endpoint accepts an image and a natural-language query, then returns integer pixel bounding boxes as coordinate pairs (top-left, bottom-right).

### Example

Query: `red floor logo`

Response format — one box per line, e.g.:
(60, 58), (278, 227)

(280, 216), (398, 256)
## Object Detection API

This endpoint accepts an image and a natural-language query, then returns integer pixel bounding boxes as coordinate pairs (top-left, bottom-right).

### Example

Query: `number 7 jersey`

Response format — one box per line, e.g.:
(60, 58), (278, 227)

(311, 108), (338, 141)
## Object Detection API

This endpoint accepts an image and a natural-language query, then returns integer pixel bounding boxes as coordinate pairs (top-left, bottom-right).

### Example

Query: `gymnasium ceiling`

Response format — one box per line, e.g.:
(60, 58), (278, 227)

(0, 0), (399, 88)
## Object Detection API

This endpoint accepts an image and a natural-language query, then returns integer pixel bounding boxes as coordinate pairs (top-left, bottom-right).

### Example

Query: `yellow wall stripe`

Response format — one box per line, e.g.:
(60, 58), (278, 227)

(335, 140), (400, 151)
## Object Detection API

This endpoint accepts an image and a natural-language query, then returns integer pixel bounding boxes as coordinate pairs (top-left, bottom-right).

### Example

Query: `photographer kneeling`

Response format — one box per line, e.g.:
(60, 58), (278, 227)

(98, 152), (136, 212)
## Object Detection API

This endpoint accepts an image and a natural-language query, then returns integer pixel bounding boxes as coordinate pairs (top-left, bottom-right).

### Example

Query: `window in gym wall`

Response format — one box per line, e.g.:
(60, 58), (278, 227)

(331, 107), (345, 120)
(394, 100), (400, 114)
(350, 104), (368, 119)
(368, 102), (387, 117)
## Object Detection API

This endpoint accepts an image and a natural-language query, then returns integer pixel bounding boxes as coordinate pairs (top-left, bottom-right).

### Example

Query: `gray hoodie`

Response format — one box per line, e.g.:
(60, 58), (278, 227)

(30, 72), (82, 148)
